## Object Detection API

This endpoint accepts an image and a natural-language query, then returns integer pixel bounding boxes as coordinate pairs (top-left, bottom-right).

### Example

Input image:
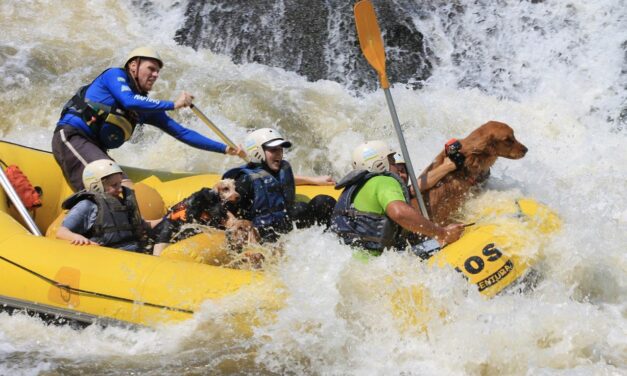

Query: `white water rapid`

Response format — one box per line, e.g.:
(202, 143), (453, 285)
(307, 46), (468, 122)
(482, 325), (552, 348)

(0, 1), (625, 375)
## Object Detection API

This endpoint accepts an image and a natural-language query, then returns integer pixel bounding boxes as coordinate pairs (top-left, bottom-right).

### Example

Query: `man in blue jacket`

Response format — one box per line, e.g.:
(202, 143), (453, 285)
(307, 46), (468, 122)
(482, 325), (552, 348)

(52, 46), (244, 191)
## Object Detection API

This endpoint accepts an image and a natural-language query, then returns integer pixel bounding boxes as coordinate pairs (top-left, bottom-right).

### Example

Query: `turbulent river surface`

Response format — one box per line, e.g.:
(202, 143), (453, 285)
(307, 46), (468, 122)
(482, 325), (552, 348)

(1, 1), (626, 375)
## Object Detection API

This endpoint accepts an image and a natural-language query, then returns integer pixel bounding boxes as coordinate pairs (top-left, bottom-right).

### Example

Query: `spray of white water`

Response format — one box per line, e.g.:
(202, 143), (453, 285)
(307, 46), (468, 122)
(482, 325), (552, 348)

(0, 0), (625, 375)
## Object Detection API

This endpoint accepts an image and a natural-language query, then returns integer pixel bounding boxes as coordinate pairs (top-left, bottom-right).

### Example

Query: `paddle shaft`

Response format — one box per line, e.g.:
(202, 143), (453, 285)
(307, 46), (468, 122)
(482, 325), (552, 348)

(354, 0), (430, 218)
(189, 104), (249, 162)
(383, 88), (430, 218)
(0, 168), (42, 236)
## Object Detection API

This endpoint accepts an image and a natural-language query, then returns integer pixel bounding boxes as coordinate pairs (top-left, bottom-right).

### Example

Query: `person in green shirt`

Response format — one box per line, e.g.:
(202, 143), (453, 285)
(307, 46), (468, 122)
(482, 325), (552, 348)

(330, 140), (464, 256)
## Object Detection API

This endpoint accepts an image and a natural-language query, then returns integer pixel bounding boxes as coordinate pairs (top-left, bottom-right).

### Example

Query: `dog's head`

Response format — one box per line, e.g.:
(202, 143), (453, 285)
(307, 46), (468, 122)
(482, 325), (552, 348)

(213, 178), (240, 203)
(459, 121), (527, 175)
(465, 121), (528, 160)
(224, 212), (260, 250)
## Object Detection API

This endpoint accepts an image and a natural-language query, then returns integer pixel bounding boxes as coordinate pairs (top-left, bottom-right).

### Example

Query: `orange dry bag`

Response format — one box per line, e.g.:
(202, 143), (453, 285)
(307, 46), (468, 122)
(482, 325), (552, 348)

(5, 165), (42, 210)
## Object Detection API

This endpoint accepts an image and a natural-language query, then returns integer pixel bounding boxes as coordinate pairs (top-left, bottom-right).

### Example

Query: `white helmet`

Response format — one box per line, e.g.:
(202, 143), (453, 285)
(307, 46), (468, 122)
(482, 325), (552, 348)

(124, 46), (163, 68)
(352, 140), (395, 173)
(392, 152), (405, 165)
(244, 128), (292, 163)
(82, 159), (124, 193)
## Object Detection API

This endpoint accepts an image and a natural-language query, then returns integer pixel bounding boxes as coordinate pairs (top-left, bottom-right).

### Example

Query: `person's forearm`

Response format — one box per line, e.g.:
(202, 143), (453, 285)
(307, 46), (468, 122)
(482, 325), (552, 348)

(148, 112), (228, 153)
(295, 175), (335, 186)
(417, 159), (456, 192)
(386, 201), (445, 239)
(295, 175), (313, 185)
(56, 226), (79, 241)
(397, 213), (444, 239)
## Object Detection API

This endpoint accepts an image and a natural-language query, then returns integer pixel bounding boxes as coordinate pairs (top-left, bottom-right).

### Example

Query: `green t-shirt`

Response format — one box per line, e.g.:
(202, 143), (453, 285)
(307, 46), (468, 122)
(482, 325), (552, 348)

(353, 175), (406, 215)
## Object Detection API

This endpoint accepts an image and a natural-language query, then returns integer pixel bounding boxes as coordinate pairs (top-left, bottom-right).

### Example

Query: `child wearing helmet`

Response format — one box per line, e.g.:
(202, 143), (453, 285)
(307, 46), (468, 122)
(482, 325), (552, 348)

(56, 159), (157, 252)
(222, 128), (337, 242)
(330, 141), (464, 255)
(52, 46), (244, 192)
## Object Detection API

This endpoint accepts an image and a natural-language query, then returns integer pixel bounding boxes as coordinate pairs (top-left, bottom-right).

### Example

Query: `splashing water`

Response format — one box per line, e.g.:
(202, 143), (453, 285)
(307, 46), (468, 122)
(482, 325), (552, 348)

(0, 0), (625, 374)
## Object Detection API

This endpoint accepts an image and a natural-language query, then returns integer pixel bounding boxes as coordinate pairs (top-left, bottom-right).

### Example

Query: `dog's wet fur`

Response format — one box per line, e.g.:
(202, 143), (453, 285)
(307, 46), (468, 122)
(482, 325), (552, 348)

(422, 121), (528, 224)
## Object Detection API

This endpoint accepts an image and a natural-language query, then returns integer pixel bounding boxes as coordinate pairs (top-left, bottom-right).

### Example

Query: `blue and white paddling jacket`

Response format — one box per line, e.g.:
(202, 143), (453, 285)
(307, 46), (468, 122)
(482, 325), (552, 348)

(58, 67), (227, 152)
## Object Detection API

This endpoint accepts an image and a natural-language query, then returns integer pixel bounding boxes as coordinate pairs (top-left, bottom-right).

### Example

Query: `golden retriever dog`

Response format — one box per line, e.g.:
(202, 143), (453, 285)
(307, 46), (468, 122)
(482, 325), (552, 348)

(422, 121), (528, 224)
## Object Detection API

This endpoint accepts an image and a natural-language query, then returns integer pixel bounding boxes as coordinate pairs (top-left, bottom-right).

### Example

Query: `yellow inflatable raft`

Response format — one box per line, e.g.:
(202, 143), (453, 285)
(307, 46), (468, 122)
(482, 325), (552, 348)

(0, 140), (560, 329)
(0, 141), (296, 328)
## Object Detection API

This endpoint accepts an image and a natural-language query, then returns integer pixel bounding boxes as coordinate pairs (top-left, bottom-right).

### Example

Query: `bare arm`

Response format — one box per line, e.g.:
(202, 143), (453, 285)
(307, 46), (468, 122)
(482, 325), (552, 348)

(294, 175), (336, 186)
(417, 157), (456, 192)
(385, 201), (464, 245)
(56, 226), (99, 246)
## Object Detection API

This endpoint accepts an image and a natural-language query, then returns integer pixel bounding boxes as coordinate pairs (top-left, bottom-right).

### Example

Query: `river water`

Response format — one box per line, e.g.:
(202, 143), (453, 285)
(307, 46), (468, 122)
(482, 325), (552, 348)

(1, 1), (625, 375)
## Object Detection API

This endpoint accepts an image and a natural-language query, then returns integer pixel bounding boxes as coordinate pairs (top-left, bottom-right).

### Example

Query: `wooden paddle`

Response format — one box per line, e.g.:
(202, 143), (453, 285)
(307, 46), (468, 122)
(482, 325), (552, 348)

(354, 0), (430, 219)
(190, 104), (249, 162)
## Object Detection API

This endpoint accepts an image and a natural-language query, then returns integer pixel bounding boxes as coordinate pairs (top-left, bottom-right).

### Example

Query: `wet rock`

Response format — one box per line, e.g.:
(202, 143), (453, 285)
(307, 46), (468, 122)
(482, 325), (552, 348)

(174, 0), (432, 90)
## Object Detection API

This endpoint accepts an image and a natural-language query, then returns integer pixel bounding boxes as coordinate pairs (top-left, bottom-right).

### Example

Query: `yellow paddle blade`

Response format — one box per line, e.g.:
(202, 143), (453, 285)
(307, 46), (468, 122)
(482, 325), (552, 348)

(354, 0), (390, 88)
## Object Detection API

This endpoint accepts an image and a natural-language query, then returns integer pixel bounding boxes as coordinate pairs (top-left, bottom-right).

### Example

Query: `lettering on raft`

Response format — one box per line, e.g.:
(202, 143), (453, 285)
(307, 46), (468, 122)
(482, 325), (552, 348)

(462, 243), (504, 275)
(477, 259), (514, 292)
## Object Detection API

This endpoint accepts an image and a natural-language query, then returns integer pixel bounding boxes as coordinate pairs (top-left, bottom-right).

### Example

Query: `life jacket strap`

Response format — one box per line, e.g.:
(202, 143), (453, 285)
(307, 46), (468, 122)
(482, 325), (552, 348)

(61, 83), (135, 143)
